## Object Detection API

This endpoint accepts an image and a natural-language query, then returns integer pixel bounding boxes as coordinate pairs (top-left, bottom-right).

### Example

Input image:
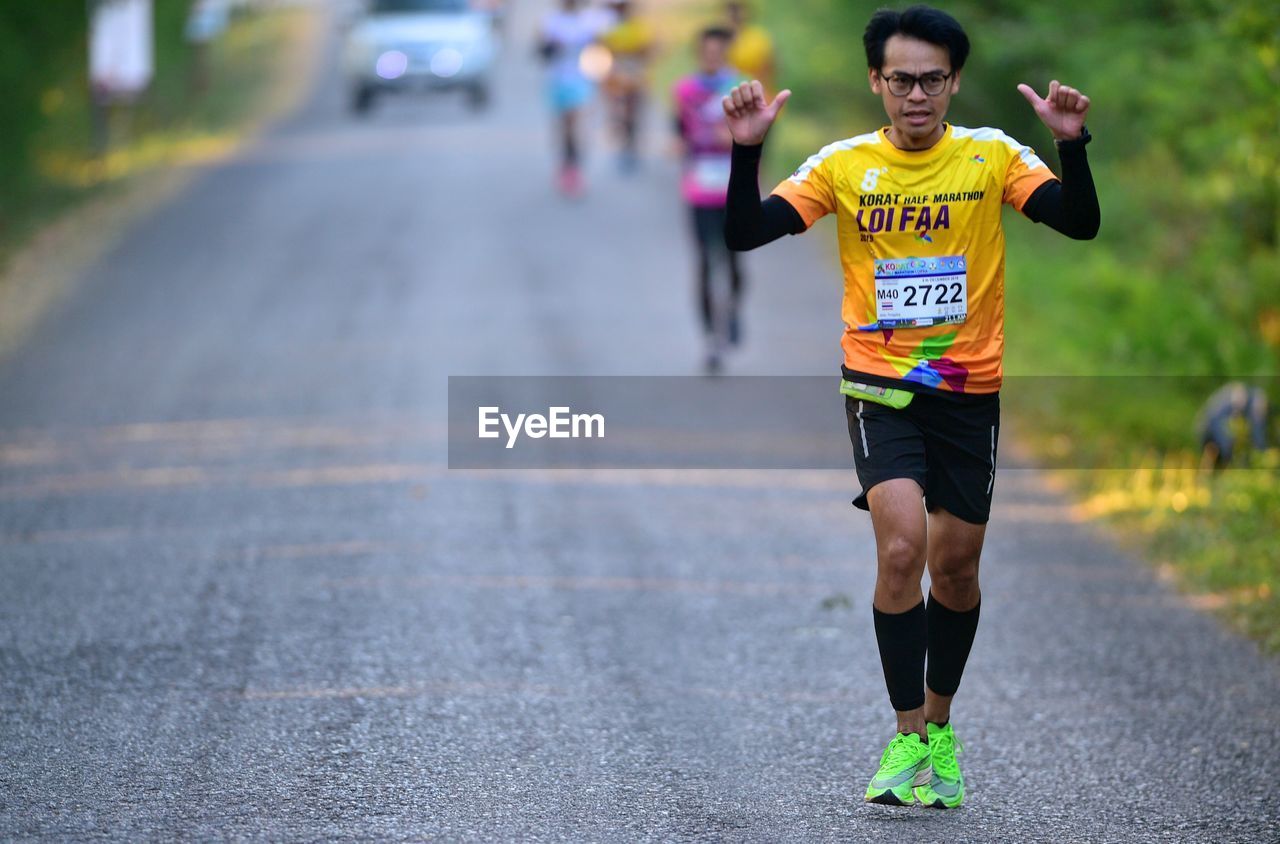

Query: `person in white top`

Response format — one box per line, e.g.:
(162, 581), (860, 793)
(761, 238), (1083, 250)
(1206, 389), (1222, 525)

(538, 0), (614, 196)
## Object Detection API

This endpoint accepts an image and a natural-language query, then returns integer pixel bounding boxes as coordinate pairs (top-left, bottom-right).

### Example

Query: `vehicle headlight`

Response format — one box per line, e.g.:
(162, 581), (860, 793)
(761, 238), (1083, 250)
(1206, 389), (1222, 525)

(375, 50), (409, 80)
(430, 47), (464, 78)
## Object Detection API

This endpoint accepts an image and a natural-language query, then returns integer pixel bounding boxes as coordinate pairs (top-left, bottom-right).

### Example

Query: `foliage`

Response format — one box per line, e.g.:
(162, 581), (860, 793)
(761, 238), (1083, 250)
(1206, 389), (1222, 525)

(0, 2), (92, 245)
(0, 1), (292, 260)
(761, 0), (1280, 649)
(0, 2), (88, 194)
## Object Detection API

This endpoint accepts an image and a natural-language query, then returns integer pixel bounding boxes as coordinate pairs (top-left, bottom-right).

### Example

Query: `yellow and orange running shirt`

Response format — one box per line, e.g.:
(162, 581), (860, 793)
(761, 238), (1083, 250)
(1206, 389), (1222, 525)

(772, 123), (1057, 395)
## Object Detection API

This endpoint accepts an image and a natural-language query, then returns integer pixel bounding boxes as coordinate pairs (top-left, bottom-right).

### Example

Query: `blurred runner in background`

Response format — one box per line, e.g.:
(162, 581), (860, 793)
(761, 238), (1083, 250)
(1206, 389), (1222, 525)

(538, 0), (613, 197)
(674, 27), (744, 373)
(600, 1), (656, 173)
(724, 1), (776, 95)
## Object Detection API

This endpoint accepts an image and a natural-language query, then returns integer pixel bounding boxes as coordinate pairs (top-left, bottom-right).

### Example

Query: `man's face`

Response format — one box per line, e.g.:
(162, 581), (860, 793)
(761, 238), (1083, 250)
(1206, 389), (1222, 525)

(699, 37), (728, 74)
(869, 34), (961, 148)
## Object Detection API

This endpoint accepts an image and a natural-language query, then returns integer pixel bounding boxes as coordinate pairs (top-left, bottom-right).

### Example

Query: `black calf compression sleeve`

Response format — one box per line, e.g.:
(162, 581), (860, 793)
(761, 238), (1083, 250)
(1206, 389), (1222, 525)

(925, 592), (981, 698)
(873, 600), (928, 712)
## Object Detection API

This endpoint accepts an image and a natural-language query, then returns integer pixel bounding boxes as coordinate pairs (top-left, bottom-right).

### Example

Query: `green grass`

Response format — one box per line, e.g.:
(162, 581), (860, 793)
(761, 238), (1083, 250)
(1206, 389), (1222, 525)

(1001, 220), (1280, 652)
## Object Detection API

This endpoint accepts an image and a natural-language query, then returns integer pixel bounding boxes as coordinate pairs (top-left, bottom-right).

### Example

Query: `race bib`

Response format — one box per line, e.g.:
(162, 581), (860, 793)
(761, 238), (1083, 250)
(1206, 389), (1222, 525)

(873, 255), (968, 329)
(691, 155), (732, 192)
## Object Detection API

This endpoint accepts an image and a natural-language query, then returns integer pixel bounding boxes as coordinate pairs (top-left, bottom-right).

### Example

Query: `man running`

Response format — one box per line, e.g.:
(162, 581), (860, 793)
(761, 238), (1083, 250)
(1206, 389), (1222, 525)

(675, 27), (746, 373)
(600, 0), (656, 172)
(538, 0), (613, 196)
(722, 5), (1099, 808)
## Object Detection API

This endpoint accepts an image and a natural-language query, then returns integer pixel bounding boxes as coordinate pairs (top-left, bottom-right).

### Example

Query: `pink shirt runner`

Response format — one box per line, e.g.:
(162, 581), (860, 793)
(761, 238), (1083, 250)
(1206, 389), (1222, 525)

(673, 71), (740, 208)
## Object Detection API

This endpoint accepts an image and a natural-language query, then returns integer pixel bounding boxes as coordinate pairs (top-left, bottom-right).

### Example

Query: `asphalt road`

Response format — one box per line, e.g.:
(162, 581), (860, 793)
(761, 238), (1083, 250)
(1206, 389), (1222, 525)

(2, 4), (1278, 841)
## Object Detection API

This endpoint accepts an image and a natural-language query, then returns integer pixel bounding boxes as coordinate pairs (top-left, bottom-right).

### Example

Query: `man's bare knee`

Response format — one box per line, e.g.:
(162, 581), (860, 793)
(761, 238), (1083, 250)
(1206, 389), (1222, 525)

(881, 533), (924, 571)
(926, 508), (986, 607)
(877, 534), (926, 603)
(868, 479), (928, 610)
(930, 564), (980, 608)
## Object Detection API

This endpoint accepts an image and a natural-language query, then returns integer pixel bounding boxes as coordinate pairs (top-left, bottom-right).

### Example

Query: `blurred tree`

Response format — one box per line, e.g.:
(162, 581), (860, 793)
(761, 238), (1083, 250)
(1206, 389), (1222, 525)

(0, 0), (201, 237)
(0, 2), (88, 216)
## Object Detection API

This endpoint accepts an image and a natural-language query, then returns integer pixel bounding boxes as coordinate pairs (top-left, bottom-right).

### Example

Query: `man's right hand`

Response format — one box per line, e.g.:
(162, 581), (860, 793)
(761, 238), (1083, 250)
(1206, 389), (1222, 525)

(722, 81), (791, 146)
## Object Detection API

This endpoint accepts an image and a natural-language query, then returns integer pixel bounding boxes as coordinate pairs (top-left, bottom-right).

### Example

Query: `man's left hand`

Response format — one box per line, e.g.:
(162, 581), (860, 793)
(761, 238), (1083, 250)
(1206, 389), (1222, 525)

(1017, 80), (1090, 141)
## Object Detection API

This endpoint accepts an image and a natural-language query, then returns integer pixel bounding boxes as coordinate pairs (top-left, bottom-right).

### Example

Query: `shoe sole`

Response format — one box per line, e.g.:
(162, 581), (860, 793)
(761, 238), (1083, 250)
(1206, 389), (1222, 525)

(865, 789), (912, 806)
(915, 784), (964, 810)
(865, 766), (931, 806)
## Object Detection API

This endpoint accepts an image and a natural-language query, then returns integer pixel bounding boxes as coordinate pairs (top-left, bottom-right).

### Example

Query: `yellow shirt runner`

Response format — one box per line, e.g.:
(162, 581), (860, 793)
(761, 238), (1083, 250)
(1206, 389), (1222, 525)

(727, 24), (775, 90)
(772, 123), (1056, 395)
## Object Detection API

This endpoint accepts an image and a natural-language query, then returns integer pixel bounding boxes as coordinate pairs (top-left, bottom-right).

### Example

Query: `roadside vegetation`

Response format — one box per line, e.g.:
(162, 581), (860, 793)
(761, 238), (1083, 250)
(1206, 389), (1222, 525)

(756, 0), (1279, 650)
(0, 2), (314, 268)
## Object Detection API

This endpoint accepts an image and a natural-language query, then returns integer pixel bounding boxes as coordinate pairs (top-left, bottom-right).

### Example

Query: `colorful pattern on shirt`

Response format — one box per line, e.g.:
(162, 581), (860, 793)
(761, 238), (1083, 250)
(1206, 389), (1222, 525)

(771, 124), (1057, 394)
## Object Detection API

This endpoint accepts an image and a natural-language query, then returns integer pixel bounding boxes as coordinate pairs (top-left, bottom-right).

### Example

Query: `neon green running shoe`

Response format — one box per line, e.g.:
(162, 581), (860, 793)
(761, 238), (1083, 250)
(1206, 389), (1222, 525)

(914, 721), (965, 809)
(864, 732), (932, 806)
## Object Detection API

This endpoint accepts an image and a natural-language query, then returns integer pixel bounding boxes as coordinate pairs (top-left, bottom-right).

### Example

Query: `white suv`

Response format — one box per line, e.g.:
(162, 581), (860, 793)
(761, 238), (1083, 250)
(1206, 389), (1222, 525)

(343, 0), (498, 113)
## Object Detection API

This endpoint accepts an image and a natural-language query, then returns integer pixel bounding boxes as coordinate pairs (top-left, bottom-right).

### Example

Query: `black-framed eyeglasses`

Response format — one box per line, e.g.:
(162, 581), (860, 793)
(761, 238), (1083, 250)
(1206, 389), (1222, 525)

(879, 70), (953, 97)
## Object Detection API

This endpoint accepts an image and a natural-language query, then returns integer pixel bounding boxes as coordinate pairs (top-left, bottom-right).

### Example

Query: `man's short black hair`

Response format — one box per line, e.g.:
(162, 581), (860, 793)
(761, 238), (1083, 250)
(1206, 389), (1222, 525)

(863, 5), (970, 73)
(701, 26), (735, 44)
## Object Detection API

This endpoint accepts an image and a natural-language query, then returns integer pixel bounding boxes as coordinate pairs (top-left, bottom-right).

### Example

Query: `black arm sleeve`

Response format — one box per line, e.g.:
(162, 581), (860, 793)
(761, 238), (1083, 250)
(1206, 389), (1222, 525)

(723, 142), (807, 251)
(1021, 138), (1100, 240)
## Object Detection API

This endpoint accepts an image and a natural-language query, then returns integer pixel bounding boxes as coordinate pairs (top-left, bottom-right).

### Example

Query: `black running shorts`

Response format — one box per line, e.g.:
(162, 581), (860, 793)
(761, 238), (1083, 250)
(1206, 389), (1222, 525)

(846, 390), (1000, 525)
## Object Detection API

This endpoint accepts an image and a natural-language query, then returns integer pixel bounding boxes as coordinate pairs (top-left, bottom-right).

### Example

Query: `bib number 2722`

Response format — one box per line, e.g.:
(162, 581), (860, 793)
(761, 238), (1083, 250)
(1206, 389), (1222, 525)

(873, 255), (968, 329)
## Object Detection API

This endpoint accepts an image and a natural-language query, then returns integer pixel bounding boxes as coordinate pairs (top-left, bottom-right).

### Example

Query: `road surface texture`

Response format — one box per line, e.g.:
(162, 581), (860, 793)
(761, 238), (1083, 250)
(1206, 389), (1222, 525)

(2, 3), (1277, 841)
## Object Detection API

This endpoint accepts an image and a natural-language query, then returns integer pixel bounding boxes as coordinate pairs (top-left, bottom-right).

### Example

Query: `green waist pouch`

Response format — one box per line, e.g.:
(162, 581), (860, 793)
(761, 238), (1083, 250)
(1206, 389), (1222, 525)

(839, 379), (915, 409)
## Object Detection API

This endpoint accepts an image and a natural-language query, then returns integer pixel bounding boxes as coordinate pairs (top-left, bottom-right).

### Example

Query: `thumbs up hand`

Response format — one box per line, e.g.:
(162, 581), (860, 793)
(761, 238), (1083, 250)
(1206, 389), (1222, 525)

(722, 80), (793, 146)
(1017, 80), (1090, 141)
